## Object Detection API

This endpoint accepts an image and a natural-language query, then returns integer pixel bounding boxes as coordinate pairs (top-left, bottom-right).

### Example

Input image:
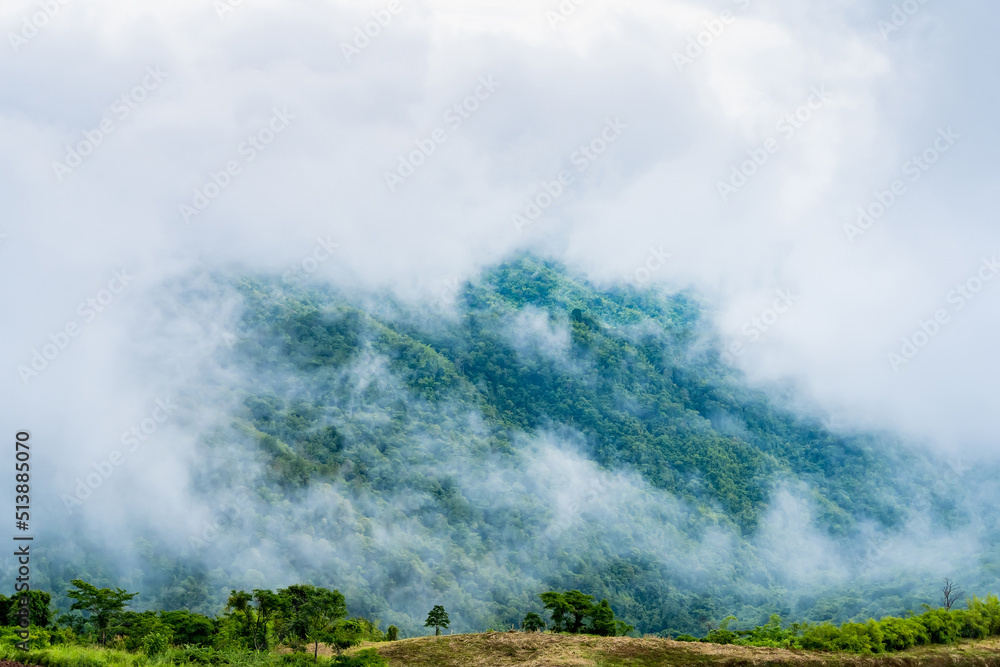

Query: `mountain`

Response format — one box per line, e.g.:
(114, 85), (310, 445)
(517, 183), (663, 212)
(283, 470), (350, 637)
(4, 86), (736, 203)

(27, 256), (999, 637)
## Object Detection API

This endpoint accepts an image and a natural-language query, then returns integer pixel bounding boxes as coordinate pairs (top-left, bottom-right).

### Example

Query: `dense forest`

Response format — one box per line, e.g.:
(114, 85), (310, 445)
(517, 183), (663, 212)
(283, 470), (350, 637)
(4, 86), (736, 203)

(11, 256), (1000, 638)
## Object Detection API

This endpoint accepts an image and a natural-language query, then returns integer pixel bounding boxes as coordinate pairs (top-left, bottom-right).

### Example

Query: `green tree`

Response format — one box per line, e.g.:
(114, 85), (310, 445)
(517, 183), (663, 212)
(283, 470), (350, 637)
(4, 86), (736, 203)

(522, 612), (546, 632)
(564, 591), (596, 633)
(55, 611), (89, 636)
(539, 592), (570, 632)
(212, 614), (250, 651)
(66, 579), (138, 645)
(275, 584), (313, 643)
(120, 611), (174, 651)
(159, 610), (216, 646)
(4, 590), (53, 628)
(386, 625), (399, 641)
(704, 616), (739, 644)
(226, 590), (254, 644)
(588, 599), (617, 636)
(281, 585), (348, 662)
(276, 584), (347, 649)
(332, 619), (365, 654)
(540, 591), (594, 634)
(226, 589), (283, 651)
(615, 619), (636, 637)
(141, 631), (170, 656)
(424, 605), (450, 636)
(967, 594), (1000, 636)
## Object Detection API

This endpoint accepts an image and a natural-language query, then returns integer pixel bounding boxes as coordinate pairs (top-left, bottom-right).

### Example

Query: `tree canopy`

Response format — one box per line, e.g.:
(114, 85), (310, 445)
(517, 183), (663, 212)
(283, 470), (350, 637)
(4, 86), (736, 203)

(539, 591), (632, 636)
(66, 579), (138, 644)
(425, 606), (450, 636)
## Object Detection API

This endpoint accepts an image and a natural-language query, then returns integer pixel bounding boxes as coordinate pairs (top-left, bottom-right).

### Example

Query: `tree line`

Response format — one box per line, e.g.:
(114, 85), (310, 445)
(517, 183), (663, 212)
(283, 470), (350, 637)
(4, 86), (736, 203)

(521, 590), (633, 636)
(0, 580), (388, 665)
(8, 578), (995, 659)
(1, 578), (632, 662)
(671, 583), (1000, 654)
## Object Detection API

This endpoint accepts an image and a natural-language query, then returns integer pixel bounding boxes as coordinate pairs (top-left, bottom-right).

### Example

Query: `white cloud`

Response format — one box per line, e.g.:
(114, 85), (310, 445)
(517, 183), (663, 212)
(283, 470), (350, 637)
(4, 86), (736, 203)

(0, 0), (998, 588)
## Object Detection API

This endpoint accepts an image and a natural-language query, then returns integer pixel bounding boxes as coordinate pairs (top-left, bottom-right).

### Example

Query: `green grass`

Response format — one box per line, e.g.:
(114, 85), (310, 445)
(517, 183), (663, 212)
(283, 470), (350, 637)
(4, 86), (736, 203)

(0, 644), (274, 667)
(12, 635), (1000, 667)
(0, 643), (386, 667)
(2, 643), (152, 667)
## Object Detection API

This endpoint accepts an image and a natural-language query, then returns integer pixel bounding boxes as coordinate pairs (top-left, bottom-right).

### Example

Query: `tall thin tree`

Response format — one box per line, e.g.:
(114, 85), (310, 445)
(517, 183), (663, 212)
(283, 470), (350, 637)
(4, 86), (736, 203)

(942, 578), (964, 611)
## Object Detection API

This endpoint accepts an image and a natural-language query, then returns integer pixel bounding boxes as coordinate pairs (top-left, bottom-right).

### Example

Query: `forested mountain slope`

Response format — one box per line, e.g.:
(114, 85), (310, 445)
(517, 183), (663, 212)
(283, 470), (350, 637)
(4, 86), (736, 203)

(29, 256), (997, 637)
(235, 256), (925, 534)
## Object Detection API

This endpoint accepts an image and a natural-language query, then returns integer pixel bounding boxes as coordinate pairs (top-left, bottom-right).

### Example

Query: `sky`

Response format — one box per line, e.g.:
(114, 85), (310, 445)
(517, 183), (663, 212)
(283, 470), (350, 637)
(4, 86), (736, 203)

(0, 0), (998, 534)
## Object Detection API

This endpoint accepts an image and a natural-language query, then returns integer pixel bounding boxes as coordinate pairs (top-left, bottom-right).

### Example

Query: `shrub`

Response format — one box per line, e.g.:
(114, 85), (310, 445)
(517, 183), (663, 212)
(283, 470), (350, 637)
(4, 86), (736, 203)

(0, 625), (51, 649)
(703, 628), (737, 645)
(331, 619), (366, 653)
(955, 609), (989, 640)
(703, 615), (738, 645)
(331, 649), (388, 666)
(275, 653), (314, 667)
(737, 615), (796, 648)
(521, 613), (545, 633)
(917, 608), (961, 645)
(142, 631), (170, 657)
(345, 617), (384, 642)
(878, 616), (927, 651)
(160, 610), (217, 647)
(968, 594), (1000, 635)
(124, 614), (175, 652)
(797, 622), (842, 651)
(797, 620), (884, 654)
(170, 645), (230, 665)
(48, 627), (77, 646)
(213, 616), (250, 652)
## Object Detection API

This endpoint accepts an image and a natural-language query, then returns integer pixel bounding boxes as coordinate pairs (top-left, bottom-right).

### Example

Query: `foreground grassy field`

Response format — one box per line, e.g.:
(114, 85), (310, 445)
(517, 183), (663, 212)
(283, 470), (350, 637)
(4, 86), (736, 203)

(345, 633), (1000, 667)
(9, 635), (1000, 667)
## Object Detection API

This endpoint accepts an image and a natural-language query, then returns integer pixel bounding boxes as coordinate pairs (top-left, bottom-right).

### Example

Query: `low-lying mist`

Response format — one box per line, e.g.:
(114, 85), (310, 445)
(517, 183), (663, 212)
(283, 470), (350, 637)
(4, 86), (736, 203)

(9, 261), (999, 637)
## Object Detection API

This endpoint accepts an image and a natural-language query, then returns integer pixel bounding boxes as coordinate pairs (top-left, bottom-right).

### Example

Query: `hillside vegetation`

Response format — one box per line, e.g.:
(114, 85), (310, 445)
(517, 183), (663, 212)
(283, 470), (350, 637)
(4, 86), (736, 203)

(23, 256), (1000, 638)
